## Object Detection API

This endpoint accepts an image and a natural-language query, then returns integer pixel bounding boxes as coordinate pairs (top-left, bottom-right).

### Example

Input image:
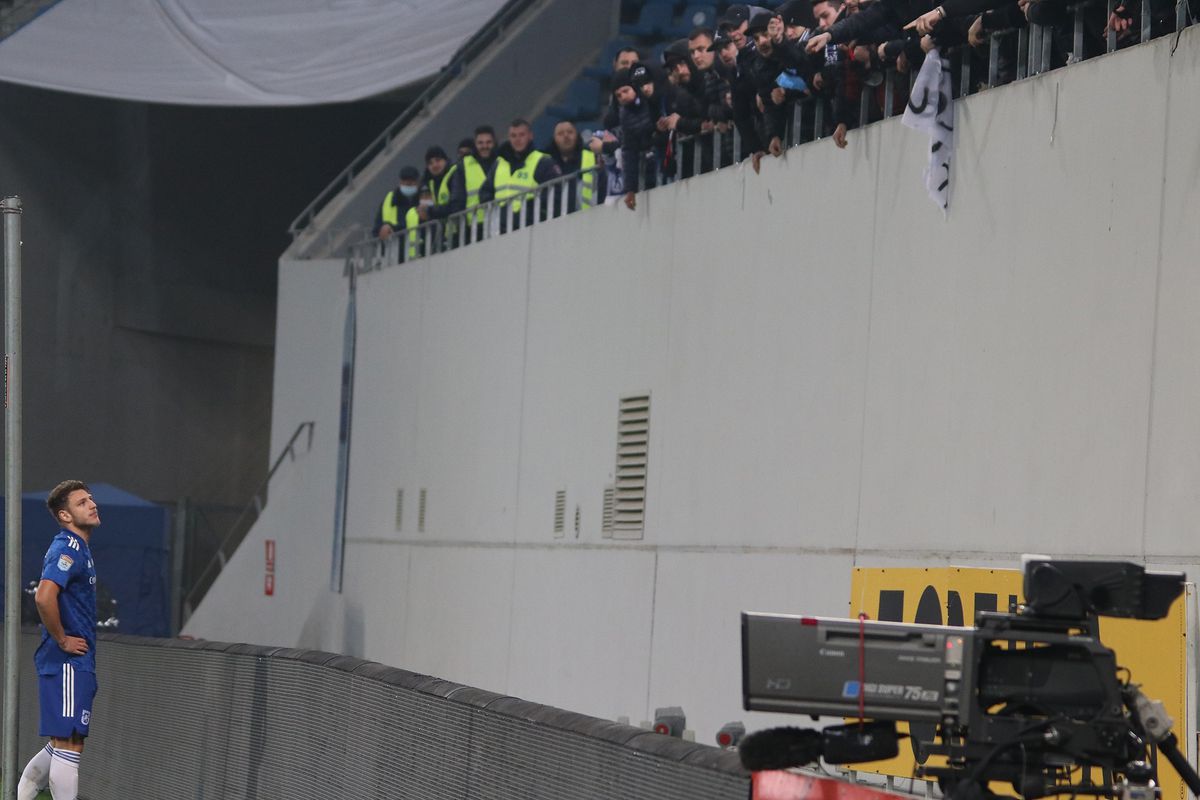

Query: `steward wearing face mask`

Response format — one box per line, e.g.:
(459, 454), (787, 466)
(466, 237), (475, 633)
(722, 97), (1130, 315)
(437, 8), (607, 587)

(374, 165), (422, 240)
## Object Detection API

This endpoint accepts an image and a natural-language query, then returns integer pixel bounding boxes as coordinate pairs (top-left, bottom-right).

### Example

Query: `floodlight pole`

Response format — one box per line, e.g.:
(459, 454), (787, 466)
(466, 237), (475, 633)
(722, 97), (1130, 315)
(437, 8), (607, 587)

(2, 196), (22, 800)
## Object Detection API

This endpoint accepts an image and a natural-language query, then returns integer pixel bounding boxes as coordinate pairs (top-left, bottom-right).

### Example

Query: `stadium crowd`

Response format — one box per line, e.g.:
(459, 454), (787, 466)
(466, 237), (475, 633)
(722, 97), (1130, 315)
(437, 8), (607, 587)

(374, 0), (1187, 243)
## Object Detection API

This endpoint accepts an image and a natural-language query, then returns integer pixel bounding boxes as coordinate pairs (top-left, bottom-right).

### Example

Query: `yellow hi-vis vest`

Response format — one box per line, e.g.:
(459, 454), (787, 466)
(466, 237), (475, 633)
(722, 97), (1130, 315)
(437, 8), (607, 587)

(461, 156), (488, 224)
(579, 150), (597, 210)
(425, 163), (458, 206)
(493, 151), (546, 217)
(380, 190), (405, 227)
(425, 164), (460, 236)
(402, 206), (421, 261)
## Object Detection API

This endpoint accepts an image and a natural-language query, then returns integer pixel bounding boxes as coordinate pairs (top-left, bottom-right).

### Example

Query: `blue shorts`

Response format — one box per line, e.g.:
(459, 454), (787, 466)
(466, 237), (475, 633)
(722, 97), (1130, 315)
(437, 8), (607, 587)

(38, 665), (97, 739)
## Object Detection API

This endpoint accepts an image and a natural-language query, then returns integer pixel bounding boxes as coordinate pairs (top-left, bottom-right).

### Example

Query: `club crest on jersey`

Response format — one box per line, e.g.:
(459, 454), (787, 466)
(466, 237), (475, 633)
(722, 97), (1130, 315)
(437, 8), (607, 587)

(57, 554), (73, 572)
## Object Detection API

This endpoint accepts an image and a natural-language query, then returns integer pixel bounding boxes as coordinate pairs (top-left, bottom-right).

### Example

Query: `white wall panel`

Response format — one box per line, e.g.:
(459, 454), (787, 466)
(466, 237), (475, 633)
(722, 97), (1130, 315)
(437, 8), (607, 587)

(346, 265), (427, 538)
(1144, 26), (1200, 558)
(412, 233), (532, 542)
(506, 547), (657, 720)
(516, 204), (676, 543)
(399, 545), (517, 692)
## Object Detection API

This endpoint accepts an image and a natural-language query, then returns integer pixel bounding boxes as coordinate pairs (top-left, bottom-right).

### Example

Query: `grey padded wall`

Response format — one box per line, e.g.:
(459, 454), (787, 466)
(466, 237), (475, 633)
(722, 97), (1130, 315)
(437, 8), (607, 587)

(2, 631), (749, 800)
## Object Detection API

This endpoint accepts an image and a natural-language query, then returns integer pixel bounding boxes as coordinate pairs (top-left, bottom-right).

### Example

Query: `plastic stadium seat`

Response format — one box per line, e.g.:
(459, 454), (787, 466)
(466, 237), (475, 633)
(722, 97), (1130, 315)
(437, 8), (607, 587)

(545, 78), (602, 121)
(583, 39), (639, 80)
(620, 3), (674, 37)
(532, 114), (560, 149)
(671, 4), (719, 35)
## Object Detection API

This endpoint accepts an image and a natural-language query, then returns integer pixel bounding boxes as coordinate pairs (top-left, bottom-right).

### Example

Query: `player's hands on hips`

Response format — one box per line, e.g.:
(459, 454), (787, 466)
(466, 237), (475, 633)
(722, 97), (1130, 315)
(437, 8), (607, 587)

(58, 635), (88, 655)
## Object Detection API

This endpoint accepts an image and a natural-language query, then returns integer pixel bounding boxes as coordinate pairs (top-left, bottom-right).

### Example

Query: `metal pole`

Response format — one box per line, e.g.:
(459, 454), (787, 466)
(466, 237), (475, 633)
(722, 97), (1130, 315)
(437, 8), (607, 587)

(3, 195), (23, 800)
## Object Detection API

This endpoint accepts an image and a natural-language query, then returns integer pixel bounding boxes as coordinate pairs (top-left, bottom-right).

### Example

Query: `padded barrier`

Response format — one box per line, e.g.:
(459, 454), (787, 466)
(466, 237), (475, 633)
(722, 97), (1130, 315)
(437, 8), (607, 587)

(2, 630), (750, 799)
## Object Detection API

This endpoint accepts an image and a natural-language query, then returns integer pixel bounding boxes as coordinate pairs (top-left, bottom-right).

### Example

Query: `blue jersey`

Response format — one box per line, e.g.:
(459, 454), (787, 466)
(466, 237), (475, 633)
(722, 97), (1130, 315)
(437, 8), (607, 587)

(34, 530), (97, 676)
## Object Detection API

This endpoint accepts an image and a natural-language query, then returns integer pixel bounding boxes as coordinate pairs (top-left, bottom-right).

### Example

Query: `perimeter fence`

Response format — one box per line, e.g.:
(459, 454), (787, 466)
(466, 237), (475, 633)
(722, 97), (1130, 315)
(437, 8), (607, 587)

(1, 629), (750, 800)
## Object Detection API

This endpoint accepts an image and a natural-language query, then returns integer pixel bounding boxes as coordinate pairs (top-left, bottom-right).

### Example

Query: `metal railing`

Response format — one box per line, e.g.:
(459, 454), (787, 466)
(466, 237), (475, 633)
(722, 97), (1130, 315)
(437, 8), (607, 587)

(348, 167), (604, 269)
(181, 420), (314, 622)
(287, 0), (544, 239)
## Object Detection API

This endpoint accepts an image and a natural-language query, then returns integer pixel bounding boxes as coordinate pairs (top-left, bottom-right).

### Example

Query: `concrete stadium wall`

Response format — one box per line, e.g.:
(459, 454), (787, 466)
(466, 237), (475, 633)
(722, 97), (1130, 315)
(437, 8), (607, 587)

(187, 27), (1200, 743)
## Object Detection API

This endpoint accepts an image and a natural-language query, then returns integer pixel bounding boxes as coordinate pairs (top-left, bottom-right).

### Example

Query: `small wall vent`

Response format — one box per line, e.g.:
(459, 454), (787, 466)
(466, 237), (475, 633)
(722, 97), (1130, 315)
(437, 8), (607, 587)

(553, 490), (566, 538)
(395, 489), (404, 532)
(602, 486), (615, 539)
(613, 394), (650, 540)
(418, 489), (427, 533)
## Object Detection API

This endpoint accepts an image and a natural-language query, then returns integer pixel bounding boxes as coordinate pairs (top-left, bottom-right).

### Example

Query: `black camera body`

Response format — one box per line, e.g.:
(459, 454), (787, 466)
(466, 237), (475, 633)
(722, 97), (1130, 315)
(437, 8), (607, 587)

(741, 559), (1195, 799)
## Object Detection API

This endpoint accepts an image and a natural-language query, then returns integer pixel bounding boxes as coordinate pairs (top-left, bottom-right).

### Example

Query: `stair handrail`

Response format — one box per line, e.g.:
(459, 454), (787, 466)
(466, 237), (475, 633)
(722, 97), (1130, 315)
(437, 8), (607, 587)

(181, 420), (315, 621)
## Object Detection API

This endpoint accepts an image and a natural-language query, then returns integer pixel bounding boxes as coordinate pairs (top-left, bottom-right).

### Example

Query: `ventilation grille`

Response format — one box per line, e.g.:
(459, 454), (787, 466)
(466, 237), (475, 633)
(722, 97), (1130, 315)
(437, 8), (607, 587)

(395, 489), (404, 532)
(553, 490), (566, 538)
(602, 486), (615, 539)
(613, 394), (650, 540)
(418, 489), (427, 533)
(573, 505), (581, 539)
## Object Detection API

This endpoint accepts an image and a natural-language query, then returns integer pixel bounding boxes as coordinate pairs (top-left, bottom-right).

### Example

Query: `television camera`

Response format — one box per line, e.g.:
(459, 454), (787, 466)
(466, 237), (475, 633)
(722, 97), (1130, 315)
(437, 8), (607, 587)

(741, 558), (1200, 800)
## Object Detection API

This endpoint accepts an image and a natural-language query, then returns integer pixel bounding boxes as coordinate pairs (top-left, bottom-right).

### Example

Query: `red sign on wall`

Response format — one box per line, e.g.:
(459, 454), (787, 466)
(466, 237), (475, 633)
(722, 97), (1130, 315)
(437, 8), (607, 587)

(265, 539), (276, 596)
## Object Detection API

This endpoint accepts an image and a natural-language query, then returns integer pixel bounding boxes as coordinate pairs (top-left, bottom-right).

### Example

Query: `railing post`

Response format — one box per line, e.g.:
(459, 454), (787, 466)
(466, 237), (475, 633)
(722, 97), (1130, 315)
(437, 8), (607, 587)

(813, 100), (825, 140)
(1141, 0), (1152, 40)
(884, 68), (896, 115)
(989, 31), (1002, 86)
(1028, 23), (1042, 74)
(1017, 26), (1030, 78)
(1041, 22), (1053, 69)
(1071, 3), (1085, 62)
(2, 195), (23, 800)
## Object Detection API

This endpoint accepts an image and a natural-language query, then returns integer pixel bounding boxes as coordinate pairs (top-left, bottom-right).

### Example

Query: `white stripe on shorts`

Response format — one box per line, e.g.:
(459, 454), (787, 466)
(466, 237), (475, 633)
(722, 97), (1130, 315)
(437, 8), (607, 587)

(61, 663), (74, 718)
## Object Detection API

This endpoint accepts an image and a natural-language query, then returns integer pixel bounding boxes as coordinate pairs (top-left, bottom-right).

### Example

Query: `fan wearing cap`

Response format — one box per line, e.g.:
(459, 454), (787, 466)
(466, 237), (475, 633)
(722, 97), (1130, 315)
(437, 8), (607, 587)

(611, 63), (663, 210)
(690, 27), (734, 129)
(722, 5), (776, 159)
(374, 165), (422, 240)
(742, 10), (792, 168)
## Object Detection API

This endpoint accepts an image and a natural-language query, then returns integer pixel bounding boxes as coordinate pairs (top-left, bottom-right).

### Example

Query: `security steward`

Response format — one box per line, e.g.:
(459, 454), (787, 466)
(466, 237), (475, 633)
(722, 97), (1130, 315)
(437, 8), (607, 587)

(479, 118), (561, 233)
(374, 165), (422, 241)
(546, 120), (604, 214)
(418, 145), (463, 250)
(446, 126), (499, 241)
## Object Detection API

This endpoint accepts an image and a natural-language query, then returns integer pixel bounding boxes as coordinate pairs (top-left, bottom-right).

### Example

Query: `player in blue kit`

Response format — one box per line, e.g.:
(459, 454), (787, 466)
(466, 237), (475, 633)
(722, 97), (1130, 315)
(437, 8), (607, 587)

(16, 480), (101, 800)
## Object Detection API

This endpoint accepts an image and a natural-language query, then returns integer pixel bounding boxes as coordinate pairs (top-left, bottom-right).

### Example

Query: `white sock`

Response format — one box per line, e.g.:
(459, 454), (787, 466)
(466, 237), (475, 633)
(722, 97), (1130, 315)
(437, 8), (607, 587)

(48, 747), (80, 800)
(16, 743), (53, 800)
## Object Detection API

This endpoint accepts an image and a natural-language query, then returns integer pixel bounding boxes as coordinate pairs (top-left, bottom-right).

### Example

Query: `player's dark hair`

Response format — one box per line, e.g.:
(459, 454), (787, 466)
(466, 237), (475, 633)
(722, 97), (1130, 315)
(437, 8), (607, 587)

(47, 480), (89, 522)
(510, 117), (532, 130)
(474, 125), (495, 137)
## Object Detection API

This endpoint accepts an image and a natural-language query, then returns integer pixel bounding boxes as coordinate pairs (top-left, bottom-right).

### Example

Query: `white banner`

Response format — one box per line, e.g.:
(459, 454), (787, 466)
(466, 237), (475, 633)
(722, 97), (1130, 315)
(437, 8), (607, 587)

(901, 48), (955, 212)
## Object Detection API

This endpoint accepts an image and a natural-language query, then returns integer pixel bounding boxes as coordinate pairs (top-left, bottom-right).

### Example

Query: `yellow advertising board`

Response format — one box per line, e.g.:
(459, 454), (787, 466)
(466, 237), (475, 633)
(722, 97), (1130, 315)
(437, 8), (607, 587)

(847, 567), (1190, 800)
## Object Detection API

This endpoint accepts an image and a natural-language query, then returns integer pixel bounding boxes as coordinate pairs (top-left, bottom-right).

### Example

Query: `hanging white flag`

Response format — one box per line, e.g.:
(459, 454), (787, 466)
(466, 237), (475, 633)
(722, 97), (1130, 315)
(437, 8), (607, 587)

(901, 47), (955, 212)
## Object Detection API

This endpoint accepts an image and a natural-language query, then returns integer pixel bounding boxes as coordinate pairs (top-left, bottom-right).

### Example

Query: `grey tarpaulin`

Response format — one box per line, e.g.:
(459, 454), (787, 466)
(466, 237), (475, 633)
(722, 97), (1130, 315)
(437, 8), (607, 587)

(0, 0), (507, 106)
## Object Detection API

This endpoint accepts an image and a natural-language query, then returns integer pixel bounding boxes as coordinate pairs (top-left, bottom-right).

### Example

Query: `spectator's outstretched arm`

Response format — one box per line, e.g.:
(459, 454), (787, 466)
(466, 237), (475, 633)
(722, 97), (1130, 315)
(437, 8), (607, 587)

(830, 1), (901, 44)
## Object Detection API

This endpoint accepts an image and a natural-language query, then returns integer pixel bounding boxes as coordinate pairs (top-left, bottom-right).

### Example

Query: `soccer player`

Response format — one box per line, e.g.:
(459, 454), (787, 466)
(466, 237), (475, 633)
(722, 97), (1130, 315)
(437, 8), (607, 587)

(16, 480), (101, 800)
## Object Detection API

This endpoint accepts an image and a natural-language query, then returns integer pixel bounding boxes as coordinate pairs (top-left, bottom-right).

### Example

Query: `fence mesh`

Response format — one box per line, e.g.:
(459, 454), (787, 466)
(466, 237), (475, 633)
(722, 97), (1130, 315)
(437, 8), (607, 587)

(1, 630), (749, 800)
